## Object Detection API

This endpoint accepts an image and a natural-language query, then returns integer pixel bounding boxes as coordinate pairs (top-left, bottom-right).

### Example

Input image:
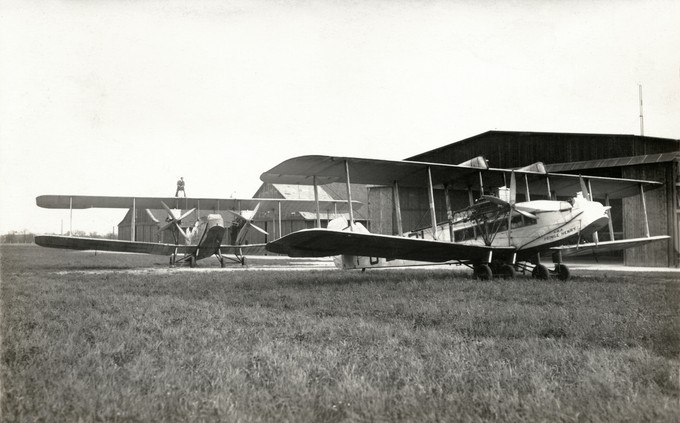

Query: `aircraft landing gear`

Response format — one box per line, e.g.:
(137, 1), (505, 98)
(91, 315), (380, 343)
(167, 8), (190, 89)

(554, 263), (570, 281)
(473, 264), (493, 280)
(551, 251), (570, 281)
(532, 264), (550, 280)
(498, 264), (516, 279)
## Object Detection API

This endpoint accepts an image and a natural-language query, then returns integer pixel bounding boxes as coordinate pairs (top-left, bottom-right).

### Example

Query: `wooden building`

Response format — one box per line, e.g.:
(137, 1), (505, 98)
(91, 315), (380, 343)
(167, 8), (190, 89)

(252, 183), (369, 239)
(367, 130), (678, 267)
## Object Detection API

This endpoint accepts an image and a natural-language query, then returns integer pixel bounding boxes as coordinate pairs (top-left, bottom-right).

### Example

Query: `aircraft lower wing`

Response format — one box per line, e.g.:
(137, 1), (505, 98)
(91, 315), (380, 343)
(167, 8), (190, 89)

(35, 235), (270, 259)
(550, 235), (670, 257)
(34, 235), (195, 255)
(265, 229), (515, 263)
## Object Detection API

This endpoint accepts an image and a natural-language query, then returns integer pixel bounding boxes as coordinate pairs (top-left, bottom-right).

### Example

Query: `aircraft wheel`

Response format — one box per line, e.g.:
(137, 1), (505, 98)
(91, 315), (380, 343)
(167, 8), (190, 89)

(532, 264), (549, 280)
(241, 257), (246, 266)
(499, 264), (516, 279)
(555, 264), (570, 281)
(189, 256), (197, 268)
(220, 258), (226, 268)
(474, 264), (493, 280)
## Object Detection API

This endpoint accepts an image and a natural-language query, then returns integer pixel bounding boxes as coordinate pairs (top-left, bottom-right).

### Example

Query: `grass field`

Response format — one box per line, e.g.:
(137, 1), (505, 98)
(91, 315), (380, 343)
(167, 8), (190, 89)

(1, 244), (679, 422)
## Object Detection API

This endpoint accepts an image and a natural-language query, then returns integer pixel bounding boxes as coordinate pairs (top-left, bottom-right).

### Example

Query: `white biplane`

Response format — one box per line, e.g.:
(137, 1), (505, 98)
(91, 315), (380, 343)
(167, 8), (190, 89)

(34, 195), (357, 267)
(260, 155), (669, 280)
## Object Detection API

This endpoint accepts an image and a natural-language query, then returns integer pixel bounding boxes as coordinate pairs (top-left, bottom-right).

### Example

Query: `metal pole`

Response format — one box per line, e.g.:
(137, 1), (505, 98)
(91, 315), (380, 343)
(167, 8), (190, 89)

(393, 181), (403, 236)
(640, 184), (650, 237)
(444, 184), (454, 242)
(313, 176), (321, 228)
(478, 171), (484, 196)
(271, 209), (276, 239)
(587, 180), (598, 243)
(639, 84), (644, 136)
(278, 201), (282, 238)
(468, 187), (477, 239)
(605, 194), (615, 241)
(344, 160), (355, 230)
(427, 166), (438, 239)
(524, 174), (531, 202)
(69, 196), (73, 236)
(131, 198), (136, 241)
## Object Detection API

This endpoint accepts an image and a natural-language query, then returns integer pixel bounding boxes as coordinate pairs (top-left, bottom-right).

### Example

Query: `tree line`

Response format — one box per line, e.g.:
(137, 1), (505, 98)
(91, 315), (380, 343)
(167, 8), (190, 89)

(1, 231), (116, 244)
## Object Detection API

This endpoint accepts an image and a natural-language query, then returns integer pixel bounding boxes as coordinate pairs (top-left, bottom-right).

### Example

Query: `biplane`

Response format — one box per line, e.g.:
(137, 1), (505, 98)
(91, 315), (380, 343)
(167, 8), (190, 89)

(260, 155), (670, 280)
(34, 195), (358, 267)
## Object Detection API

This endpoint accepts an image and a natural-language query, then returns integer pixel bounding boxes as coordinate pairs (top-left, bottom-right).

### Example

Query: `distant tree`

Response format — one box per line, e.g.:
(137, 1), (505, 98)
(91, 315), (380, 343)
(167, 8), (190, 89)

(2, 231), (35, 244)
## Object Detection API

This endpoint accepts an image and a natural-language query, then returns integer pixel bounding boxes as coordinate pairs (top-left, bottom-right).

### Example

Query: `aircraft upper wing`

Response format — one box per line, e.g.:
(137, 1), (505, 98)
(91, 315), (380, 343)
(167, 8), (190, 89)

(260, 155), (663, 199)
(550, 235), (670, 257)
(34, 235), (196, 255)
(36, 195), (360, 211)
(266, 229), (515, 262)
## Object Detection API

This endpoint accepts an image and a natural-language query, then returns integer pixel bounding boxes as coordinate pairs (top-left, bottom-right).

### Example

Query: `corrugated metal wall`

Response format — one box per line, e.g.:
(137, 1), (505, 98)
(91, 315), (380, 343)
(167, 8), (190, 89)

(622, 163), (677, 267)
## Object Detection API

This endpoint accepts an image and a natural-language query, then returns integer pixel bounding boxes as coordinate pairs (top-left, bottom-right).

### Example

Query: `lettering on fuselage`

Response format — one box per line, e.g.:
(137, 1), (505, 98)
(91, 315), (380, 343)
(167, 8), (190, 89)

(541, 225), (578, 243)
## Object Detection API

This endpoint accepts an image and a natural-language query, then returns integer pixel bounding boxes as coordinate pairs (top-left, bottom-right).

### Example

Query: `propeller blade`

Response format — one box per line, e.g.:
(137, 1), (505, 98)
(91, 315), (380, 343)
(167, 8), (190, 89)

(514, 209), (538, 220)
(248, 222), (269, 236)
(160, 201), (177, 219)
(159, 220), (175, 232)
(251, 202), (261, 217)
(177, 208), (196, 222)
(175, 222), (191, 242)
(225, 209), (244, 221)
(145, 209), (160, 224)
(580, 176), (590, 201)
(509, 171), (517, 205)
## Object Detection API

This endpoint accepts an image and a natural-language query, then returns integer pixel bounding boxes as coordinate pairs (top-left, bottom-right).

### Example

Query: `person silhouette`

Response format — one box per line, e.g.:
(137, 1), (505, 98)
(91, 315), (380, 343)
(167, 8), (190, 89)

(175, 177), (186, 197)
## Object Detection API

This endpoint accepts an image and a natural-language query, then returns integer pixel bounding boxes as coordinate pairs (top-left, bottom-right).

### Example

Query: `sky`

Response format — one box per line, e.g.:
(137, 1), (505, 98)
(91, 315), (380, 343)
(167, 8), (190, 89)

(1, 0), (679, 235)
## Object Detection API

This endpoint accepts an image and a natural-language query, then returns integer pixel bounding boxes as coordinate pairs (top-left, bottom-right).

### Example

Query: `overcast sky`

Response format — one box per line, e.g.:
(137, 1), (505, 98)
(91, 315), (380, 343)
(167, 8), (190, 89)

(1, 0), (679, 235)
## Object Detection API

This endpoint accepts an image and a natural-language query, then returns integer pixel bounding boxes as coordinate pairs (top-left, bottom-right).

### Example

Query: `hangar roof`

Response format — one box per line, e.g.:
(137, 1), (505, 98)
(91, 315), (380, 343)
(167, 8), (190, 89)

(544, 151), (680, 172)
(407, 130), (679, 169)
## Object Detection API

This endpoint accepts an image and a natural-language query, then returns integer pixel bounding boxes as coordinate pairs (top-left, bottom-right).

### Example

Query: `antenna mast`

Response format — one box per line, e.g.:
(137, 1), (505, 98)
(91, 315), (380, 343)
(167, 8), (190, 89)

(638, 84), (644, 136)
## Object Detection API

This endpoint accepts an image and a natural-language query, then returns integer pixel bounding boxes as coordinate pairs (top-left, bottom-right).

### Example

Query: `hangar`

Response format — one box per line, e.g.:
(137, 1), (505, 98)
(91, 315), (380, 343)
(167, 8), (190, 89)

(367, 131), (679, 267)
(117, 130), (677, 267)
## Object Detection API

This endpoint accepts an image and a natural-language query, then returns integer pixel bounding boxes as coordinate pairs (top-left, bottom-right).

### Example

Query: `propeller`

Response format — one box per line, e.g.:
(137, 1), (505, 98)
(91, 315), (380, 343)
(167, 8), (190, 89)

(482, 171), (538, 220)
(226, 202), (269, 245)
(158, 201), (195, 242)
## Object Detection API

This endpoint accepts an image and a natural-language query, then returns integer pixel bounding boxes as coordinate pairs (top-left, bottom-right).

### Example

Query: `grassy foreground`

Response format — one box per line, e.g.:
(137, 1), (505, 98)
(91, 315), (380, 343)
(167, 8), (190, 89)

(1, 245), (679, 422)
